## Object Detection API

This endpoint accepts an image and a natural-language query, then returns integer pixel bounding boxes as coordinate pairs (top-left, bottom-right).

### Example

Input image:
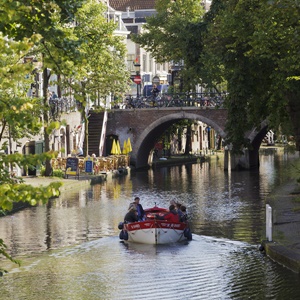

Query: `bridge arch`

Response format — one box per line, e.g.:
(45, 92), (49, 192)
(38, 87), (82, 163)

(232, 121), (269, 170)
(92, 108), (270, 170)
(133, 112), (227, 169)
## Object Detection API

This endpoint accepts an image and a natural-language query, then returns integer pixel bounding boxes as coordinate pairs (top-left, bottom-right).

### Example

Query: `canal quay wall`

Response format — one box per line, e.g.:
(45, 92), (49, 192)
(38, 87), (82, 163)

(7, 169), (128, 214)
(262, 179), (300, 274)
(22, 168), (128, 193)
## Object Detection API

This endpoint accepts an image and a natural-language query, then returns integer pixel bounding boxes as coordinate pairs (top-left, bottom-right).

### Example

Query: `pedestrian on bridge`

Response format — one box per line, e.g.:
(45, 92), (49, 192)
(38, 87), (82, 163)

(151, 84), (160, 106)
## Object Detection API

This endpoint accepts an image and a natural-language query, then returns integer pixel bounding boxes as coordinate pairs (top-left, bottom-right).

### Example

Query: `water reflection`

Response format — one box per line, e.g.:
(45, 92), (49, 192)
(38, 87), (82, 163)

(1, 150), (300, 299)
(1, 151), (299, 257)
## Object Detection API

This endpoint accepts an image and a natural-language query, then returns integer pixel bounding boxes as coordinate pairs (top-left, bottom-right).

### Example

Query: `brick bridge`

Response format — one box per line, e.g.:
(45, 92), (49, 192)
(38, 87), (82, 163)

(87, 107), (268, 170)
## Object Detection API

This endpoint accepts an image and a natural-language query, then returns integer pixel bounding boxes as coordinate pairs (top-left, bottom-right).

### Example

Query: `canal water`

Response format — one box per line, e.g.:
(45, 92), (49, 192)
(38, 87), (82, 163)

(1, 149), (300, 299)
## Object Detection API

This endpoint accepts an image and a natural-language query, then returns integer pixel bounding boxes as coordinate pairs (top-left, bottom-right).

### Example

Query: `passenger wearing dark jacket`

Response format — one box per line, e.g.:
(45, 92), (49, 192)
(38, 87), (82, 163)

(129, 197), (145, 221)
(124, 205), (138, 223)
(156, 205), (180, 222)
(180, 205), (188, 222)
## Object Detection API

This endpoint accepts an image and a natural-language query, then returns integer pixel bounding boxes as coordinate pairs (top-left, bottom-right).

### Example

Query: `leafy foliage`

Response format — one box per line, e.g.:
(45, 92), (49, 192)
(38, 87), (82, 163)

(0, 34), (42, 143)
(67, 0), (130, 102)
(0, 0), (131, 270)
(203, 0), (300, 151)
(0, 170), (61, 212)
(0, 0), (85, 40)
(0, 1), (88, 176)
(0, 238), (20, 276)
(0, 0), (83, 269)
(0, 151), (62, 272)
(56, 0), (130, 154)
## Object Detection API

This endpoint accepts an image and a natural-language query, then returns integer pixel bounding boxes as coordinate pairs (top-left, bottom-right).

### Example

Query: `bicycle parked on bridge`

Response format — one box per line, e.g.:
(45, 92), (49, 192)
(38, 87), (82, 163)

(124, 95), (145, 109)
(143, 95), (165, 107)
(164, 93), (185, 107)
(194, 93), (226, 108)
(121, 92), (227, 109)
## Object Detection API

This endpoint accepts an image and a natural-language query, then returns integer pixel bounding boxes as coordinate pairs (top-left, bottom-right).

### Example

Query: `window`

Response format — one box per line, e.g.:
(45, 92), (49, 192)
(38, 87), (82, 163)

(127, 54), (135, 71)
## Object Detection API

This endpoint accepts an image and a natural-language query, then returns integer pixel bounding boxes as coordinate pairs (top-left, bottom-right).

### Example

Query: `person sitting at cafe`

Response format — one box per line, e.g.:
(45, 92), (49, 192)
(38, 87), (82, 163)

(124, 205), (138, 223)
(156, 204), (179, 222)
(76, 145), (83, 156)
(71, 149), (77, 157)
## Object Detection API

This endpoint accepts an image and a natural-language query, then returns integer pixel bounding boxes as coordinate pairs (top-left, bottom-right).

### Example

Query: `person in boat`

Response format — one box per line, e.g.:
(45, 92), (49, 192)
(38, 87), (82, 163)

(175, 203), (184, 220)
(156, 204), (180, 222)
(129, 197), (145, 221)
(170, 199), (177, 206)
(124, 205), (138, 223)
(180, 205), (188, 222)
(181, 205), (192, 240)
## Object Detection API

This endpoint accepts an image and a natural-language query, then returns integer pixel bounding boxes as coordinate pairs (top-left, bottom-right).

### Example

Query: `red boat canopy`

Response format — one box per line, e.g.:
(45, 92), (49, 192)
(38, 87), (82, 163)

(144, 206), (169, 214)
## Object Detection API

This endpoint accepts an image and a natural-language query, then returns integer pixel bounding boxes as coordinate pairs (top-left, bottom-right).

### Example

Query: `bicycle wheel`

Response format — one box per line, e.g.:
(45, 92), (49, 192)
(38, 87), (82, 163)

(156, 96), (164, 107)
(138, 102), (146, 108)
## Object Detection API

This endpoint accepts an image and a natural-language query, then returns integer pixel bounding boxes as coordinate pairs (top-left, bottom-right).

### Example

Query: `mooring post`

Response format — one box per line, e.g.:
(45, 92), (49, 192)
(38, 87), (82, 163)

(266, 204), (272, 242)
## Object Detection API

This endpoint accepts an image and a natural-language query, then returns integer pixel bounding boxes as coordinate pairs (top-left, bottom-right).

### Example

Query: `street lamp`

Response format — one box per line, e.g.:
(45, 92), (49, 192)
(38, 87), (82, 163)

(134, 62), (141, 98)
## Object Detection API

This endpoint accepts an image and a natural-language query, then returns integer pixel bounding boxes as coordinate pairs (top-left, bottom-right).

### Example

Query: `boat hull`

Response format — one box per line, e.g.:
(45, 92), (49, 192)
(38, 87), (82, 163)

(123, 220), (188, 244)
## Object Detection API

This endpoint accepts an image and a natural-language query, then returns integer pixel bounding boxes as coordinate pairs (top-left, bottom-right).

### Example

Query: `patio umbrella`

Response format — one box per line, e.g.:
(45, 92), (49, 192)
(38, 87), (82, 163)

(127, 137), (132, 153)
(111, 139), (117, 154)
(122, 139), (128, 154)
(117, 140), (122, 155)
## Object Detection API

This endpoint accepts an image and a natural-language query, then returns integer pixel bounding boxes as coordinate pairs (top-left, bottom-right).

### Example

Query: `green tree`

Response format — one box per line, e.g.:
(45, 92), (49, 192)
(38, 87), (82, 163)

(203, 0), (300, 151)
(0, 34), (42, 147)
(132, 0), (206, 91)
(0, 33), (62, 275)
(62, 0), (130, 155)
(72, 0), (129, 98)
(0, 0), (130, 271)
(0, 0), (82, 271)
(0, 0), (86, 176)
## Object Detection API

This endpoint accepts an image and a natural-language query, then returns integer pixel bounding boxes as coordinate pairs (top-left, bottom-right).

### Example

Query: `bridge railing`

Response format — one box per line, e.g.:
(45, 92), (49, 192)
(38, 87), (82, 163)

(117, 92), (228, 109)
(49, 97), (81, 120)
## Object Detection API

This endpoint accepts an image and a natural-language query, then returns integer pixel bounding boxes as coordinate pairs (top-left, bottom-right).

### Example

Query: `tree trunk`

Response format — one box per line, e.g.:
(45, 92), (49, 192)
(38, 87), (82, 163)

(43, 66), (52, 176)
(83, 106), (89, 156)
(184, 124), (192, 155)
(81, 82), (88, 156)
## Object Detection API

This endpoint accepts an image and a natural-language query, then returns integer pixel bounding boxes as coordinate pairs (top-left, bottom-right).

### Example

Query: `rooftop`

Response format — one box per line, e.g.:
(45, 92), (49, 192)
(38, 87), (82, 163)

(109, 0), (156, 11)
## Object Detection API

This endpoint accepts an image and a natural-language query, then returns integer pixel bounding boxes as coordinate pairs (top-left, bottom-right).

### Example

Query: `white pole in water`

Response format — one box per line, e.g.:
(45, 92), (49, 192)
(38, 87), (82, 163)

(266, 204), (272, 242)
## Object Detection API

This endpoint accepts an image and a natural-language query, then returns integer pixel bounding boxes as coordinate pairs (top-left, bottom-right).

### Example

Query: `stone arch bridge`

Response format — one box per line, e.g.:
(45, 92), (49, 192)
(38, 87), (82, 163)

(88, 107), (268, 170)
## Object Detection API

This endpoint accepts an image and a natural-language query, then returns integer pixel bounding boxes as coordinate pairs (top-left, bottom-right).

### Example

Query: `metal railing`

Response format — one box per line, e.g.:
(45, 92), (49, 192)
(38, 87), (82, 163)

(117, 92), (228, 109)
(48, 93), (228, 115)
